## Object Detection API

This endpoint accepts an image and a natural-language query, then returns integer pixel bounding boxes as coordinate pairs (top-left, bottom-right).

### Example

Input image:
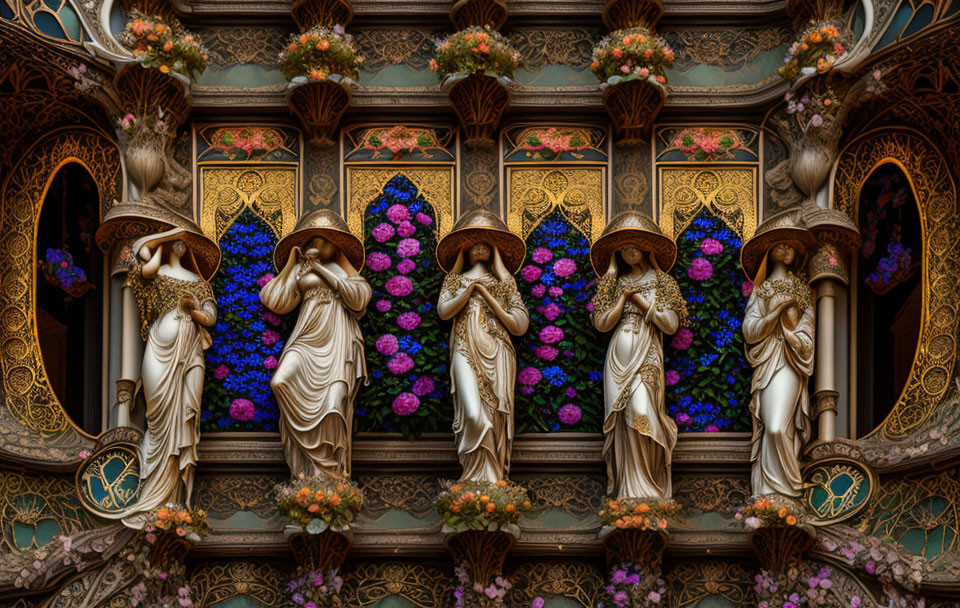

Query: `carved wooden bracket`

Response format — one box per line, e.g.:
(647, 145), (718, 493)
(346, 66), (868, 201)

(602, 79), (665, 145)
(602, 528), (668, 568)
(288, 530), (353, 571)
(114, 64), (192, 131)
(749, 526), (815, 575)
(445, 530), (515, 586)
(121, 0), (177, 22)
(287, 80), (352, 148)
(450, 0), (508, 29)
(786, 0), (845, 27)
(291, 0), (353, 32)
(447, 74), (510, 149)
(148, 533), (192, 569)
(602, 0), (664, 31)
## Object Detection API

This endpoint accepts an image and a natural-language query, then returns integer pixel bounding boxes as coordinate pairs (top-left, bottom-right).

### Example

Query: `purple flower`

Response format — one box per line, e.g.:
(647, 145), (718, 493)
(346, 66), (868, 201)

(558, 403), (581, 425)
(263, 311), (282, 326)
(518, 367), (542, 385)
(229, 398), (255, 421)
(532, 247), (553, 264)
(386, 276), (413, 296)
(531, 599), (545, 608)
(261, 330), (281, 346)
(535, 346), (558, 361)
(366, 252), (392, 271)
(376, 334), (399, 355)
(415, 212), (432, 226)
(397, 259), (416, 274)
(676, 413), (692, 426)
(566, 387), (577, 398)
(412, 376), (435, 396)
(397, 220), (416, 237)
(540, 325), (564, 344)
(397, 312), (421, 331)
(264, 356), (278, 370)
(387, 352), (414, 374)
(392, 392), (420, 416)
(705, 424), (720, 432)
(542, 303), (561, 321)
(670, 328), (693, 350)
(386, 203), (411, 224)
(665, 370), (680, 386)
(548, 286), (563, 298)
(214, 364), (230, 380)
(688, 257), (713, 281)
(614, 591), (629, 606)
(553, 257), (577, 278)
(376, 299), (392, 312)
(742, 280), (754, 297)
(396, 238), (421, 258)
(521, 265), (542, 282)
(612, 569), (626, 583)
(256, 273), (274, 287)
(531, 284), (546, 297)
(292, 593), (305, 605)
(372, 222), (395, 243)
(700, 237), (724, 255)
(520, 386), (535, 395)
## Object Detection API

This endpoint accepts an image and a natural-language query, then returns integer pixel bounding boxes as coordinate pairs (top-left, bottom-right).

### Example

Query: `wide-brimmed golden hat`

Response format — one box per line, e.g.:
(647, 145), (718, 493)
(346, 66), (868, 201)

(590, 211), (677, 275)
(274, 209), (365, 271)
(131, 224), (221, 280)
(436, 210), (525, 273)
(740, 209), (817, 279)
(96, 202), (198, 252)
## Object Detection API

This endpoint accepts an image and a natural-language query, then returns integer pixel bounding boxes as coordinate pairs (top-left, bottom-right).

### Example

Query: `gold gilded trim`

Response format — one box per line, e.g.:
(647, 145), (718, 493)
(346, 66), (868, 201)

(506, 166), (606, 243)
(657, 166), (757, 240)
(199, 165), (299, 242)
(345, 167), (455, 240)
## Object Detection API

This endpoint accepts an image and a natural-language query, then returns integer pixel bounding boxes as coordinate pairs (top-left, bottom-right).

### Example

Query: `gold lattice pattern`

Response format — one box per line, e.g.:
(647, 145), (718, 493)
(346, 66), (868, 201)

(346, 168), (455, 240)
(194, 474), (284, 519)
(666, 561), (753, 608)
(344, 562), (452, 607)
(199, 166), (299, 242)
(834, 130), (959, 439)
(658, 167), (757, 240)
(507, 167), (606, 242)
(0, 471), (94, 554)
(509, 561), (605, 606)
(190, 562), (288, 607)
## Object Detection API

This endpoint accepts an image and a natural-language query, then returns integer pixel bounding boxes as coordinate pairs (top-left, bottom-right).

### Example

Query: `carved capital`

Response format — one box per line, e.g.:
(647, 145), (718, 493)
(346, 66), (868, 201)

(287, 80), (352, 148)
(748, 525), (814, 575)
(445, 530), (514, 586)
(813, 390), (840, 418)
(602, 80), (665, 144)
(601, 528), (668, 569)
(447, 74), (510, 149)
(602, 0), (664, 30)
(291, 0), (353, 31)
(450, 0), (508, 29)
(288, 530), (352, 571)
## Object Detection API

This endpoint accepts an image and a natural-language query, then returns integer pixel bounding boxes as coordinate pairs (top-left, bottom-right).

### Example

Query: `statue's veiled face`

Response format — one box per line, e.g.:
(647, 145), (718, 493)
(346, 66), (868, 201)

(469, 242), (492, 265)
(305, 236), (338, 261)
(771, 243), (796, 266)
(619, 244), (645, 267)
(170, 239), (187, 257)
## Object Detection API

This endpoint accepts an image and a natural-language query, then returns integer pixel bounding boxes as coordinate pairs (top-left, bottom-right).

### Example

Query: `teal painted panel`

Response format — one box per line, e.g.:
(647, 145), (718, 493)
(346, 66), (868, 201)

(58, 2), (82, 40)
(513, 65), (595, 87)
(210, 596), (265, 608)
(371, 597), (416, 608)
(359, 65), (438, 87)
(196, 65), (288, 88)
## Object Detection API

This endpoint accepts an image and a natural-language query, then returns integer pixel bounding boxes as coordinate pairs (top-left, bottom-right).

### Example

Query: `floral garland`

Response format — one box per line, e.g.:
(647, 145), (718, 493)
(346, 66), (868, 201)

(599, 563), (667, 608)
(590, 27), (674, 86)
(599, 497), (682, 531)
(286, 567), (344, 608)
(208, 127), (287, 161)
(668, 127), (743, 162)
(357, 175), (450, 436)
(664, 211), (751, 432)
(275, 473), (363, 533)
(143, 504), (209, 542)
(361, 126), (440, 161)
(778, 22), (848, 82)
(514, 127), (590, 161)
(431, 26), (521, 80)
(754, 566), (864, 608)
(736, 496), (805, 530)
(121, 10), (207, 80)
(436, 480), (531, 534)
(278, 24), (363, 81)
(860, 165), (917, 295)
(515, 210), (604, 432)
(203, 208), (290, 432)
(41, 248), (94, 299)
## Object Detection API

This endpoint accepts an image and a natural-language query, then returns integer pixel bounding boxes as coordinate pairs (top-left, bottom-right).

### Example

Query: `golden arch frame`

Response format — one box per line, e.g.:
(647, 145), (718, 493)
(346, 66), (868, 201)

(0, 126), (122, 463)
(833, 128), (959, 440)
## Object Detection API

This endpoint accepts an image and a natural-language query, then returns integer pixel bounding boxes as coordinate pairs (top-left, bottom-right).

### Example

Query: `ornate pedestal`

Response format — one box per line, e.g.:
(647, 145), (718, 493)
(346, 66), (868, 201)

(448, 74), (510, 149)
(602, 80), (666, 145)
(287, 80), (352, 148)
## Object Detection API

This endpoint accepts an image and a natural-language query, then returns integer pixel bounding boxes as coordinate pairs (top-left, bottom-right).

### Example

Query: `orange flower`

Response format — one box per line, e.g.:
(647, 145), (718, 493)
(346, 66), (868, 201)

(637, 503), (650, 514)
(175, 527), (186, 536)
(644, 48), (653, 58)
(330, 494), (341, 506)
(158, 508), (170, 520)
(639, 35), (647, 44)
(154, 520), (165, 528)
(451, 504), (460, 513)
(801, 43), (809, 51)
(786, 515), (797, 526)
(288, 44), (297, 52)
(612, 48), (623, 59)
(317, 39), (331, 51)
(778, 507), (788, 518)
(308, 503), (320, 513)
(658, 519), (668, 528)
(479, 495), (490, 502)
(163, 40), (173, 52)
(485, 502), (496, 513)
(451, 484), (463, 492)
(131, 19), (146, 36)
(614, 518), (625, 528)
(315, 491), (325, 501)
(823, 98), (833, 106)
(506, 504), (516, 512)
(495, 480), (507, 487)
(478, 43), (489, 53)
(590, 61), (599, 71)
(656, 75), (666, 84)
(300, 35), (308, 44)
(807, 31), (822, 44)
(147, 34), (158, 42)
(523, 500), (531, 510)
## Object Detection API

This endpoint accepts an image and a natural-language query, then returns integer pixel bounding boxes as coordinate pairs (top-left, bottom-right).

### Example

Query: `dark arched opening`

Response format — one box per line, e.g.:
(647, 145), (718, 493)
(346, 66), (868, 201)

(856, 162), (923, 436)
(36, 162), (102, 434)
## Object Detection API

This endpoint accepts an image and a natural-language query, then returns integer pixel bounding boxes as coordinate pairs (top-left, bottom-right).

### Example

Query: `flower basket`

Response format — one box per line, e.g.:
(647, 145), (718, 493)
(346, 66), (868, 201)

(142, 505), (209, 568)
(120, 10), (208, 81)
(290, 0), (353, 31)
(41, 249), (95, 299)
(436, 480), (531, 535)
(450, 0), (508, 29)
(778, 22), (849, 82)
(275, 473), (363, 532)
(447, 74), (510, 148)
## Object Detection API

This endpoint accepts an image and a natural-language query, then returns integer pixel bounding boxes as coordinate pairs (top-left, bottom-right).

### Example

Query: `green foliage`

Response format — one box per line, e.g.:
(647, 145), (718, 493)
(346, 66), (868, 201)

(432, 26), (521, 80)
(277, 25), (363, 81)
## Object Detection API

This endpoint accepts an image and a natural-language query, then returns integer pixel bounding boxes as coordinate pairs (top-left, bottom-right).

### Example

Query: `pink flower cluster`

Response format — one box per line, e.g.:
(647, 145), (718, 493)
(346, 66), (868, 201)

(687, 257), (713, 281)
(376, 334), (399, 355)
(539, 325), (564, 344)
(397, 312), (421, 331)
(700, 238), (724, 255)
(367, 252), (392, 271)
(229, 398), (256, 421)
(385, 276), (413, 297)
(558, 403), (581, 425)
(392, 392), (420, 416)
(670, 328), (693, 351)
(388, 352), (414, 375)
(256, 272), (275, 287)
(397, 238), (420, 258)
(397, 259), (416, 274)
(518, 367), (542, 385)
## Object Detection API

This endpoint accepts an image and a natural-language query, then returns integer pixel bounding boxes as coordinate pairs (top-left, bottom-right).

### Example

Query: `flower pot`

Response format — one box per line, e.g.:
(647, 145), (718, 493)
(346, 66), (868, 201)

(447, 74), (510, 149)
(444, 530), (515, 586)
(287, 79), (352, 148)
(602, 79), (666, 145)
(125, 141), (166, 195)
(450, 0), (508, 29)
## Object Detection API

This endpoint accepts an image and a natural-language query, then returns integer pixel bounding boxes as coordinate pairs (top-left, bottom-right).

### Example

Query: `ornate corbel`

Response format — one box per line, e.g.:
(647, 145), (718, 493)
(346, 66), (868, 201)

(602, 79), (666, 145)
(450, 0), (508, 29)
(447, 74), (511, 149)
(291, 0), (353, 31)
(602, 0), (664, 31)
(287, 80), (353, 148)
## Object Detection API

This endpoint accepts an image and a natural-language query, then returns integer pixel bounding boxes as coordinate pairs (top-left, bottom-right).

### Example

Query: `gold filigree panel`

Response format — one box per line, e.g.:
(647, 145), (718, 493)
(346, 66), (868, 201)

(199, 166), (298, 242)
(345, 168), (455, 240)
(194, 474), (283, 519)
(834, 130), (959, 439)
(658, 167), (757, 240)
(0, 471), (93, 554)
(0, 127), (119, 457)
(191, 562), (287, 607)
(345, 562), (451, 607)
(507, 167), (606, 242)
(509, 561), (605, 606)
(357, 474), (442, 519)
(666, 561), (753, 608)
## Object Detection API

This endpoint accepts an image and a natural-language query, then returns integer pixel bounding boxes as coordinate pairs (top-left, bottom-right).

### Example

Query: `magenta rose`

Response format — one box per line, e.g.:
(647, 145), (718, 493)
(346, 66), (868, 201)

(263, 356), (278, 370)
(742, 280), (754, 297)
(518, 367), (542, 385)
(366, 252), (392, 271)
(542, 303), (561, 321)
(566, 387), (577, 398)
(705, 425), (720, 433)
(532, 247), (553, 264)
(397, 220), (416, 237)
(553, 258), (577, 278)
(376, 299), (392, 313)
(586, 301), (595, 312)
(670, 328), (693, 350)
(548, 286), (563, 298)
(535, 346), (558, 361)
(412, 376), (435, 396)
(397, 238), (421, 258)
(372, 222), (395, 243)
(263, 311), (282, 326)
(397, 312), (421, 331)
(531, 284), (547, 297)
(539, 325), (564, 344)
(376, 334), (399, 356)
(665, 370), (680, 386)
(687, 257), (713, 281)
(558, 403), (582, 425)
(396, 259), (416, 275)
(387, 352), (414, 375)
(676, 413), (692, 426)
(392, 392), (420, 416)
(520, 386), (535, 395)
(214, 364), (230, 380)
(386, 203), (411, 224)
(229, 398), (256, 421)
(415, 212), (432, 226)
(386, 276), (413, 297)
(700, 238), (724, 255)
(261, 330), (281, 346)
(256, 273), (275, 288)
(520, 265), (542, 283)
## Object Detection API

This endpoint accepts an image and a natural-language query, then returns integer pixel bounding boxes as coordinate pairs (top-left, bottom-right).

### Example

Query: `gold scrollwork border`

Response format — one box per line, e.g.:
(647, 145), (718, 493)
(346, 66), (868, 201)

(657, 166), (758, 241)
(0, 126), (121, 456)
(190, 562), (288, 607)
(505, 166), (607, 243)
(833, 128), (959, 439)
(345, 167), (455, 241)
(198, 165), (300, 242)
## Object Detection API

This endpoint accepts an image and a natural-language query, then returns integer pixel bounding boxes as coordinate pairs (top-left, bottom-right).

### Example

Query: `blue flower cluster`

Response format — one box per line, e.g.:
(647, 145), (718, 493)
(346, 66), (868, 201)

(202, 208), (289, 432)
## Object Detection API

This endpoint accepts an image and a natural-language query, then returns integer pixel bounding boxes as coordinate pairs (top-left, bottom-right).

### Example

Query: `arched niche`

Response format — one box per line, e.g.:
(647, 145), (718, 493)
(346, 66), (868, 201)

(833, 129), (959, 440)
(0, 126), (121, 464)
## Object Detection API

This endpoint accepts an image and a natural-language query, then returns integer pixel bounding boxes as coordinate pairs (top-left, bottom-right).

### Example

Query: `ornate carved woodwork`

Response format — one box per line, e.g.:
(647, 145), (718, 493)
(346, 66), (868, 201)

(450, 0), (508, 29)
(287, 81), (352, 149)
(447, 75), (510, 150)
(602, 80), (666, 144)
